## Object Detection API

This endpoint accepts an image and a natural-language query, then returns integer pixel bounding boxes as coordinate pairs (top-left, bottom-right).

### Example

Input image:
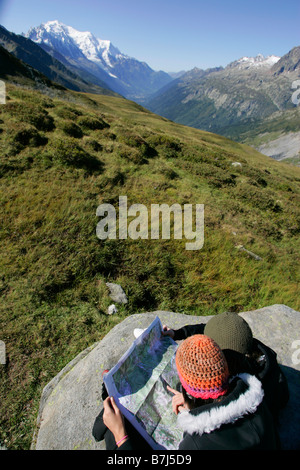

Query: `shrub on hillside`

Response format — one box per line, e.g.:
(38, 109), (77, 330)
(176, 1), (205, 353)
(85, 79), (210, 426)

(83, 137), (103, 152)
(60, 120), (83, 138)
(116, 144), (146, 164)
(118, 131), (145, 147)
(118, 131), (157, 159)
(180, 145), (212, 164)
(77, 115), (109, 131)
(43, 137), (103, 172)
(208, 170), (237, 188)
(14, 126), (48, 148)
(83, 138), (103, 152)
(242, 166), (268, 187)
(159, 167), (179, 180)
(193, 162), (237, 188)
(147, 134), (182, 158)
(3, 124), (48, 156)
(235, 184), (282, 213)
(53, 105), (83, 120)
(4, 102), (55, 131)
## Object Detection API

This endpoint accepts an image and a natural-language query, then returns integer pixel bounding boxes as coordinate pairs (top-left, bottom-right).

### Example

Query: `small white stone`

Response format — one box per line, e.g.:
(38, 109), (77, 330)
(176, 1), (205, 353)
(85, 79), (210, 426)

(107, 304), (118, 315)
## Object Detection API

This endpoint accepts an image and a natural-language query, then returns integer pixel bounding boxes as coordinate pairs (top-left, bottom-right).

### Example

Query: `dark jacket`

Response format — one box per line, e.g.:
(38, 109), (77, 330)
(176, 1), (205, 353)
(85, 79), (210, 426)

(173, 323), (289, 420)
(177, 374), (280, 450)
(252, 338), (289, 419)
(173, 322), (205, 341)
(119, 374), (280, 450)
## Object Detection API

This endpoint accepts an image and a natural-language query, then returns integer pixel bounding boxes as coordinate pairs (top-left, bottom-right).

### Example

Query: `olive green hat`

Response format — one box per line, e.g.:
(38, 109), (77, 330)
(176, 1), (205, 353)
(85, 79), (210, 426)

(204, 312), (253, 354)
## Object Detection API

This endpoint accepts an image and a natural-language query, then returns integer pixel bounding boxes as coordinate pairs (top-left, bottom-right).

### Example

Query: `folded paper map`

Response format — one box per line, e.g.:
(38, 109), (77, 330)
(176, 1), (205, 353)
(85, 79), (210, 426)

(103, 316), (183, 450)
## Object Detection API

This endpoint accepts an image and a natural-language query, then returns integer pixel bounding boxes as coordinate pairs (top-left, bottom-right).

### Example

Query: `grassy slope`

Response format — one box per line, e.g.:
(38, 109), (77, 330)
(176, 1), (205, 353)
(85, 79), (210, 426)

(0, 84), (300, 449)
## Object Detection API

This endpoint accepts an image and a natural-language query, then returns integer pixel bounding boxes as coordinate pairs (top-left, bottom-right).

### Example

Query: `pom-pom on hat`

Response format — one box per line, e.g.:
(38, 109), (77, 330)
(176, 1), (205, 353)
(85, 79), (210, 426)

(204, 312), (253, 355)
(175, 335), (229, 399)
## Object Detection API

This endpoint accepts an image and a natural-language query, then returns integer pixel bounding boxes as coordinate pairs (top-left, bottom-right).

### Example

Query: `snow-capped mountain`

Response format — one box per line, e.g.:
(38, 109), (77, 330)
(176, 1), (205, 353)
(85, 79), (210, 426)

(228, 53), (280, 70)
(0, 23), (119, 95)
(26, 20), (172, 101)
(27, 21), (125, 76)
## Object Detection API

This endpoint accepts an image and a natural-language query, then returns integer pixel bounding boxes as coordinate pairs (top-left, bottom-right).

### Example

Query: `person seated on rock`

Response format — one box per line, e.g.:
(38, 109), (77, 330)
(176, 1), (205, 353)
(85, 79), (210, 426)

(102, 335), (280, 450)
(162, 311), (289, 422)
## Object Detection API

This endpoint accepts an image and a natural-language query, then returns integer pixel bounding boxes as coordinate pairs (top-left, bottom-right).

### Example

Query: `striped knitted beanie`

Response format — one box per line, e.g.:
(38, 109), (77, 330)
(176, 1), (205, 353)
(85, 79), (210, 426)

(175, 335), (229, 399)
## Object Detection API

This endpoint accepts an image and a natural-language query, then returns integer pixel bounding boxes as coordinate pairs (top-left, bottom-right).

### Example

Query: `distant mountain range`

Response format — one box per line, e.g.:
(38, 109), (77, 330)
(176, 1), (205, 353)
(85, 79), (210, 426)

(1, 20), (299, 164)
(145, 47), (300, 163)
(0, 24), (119, 96)
(146, 48), (300, 130)
(25, 20), (173, 101)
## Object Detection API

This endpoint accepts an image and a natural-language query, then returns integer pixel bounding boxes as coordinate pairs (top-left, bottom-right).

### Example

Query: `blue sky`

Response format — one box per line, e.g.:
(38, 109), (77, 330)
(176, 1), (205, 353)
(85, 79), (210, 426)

(0, 0), (299, 72)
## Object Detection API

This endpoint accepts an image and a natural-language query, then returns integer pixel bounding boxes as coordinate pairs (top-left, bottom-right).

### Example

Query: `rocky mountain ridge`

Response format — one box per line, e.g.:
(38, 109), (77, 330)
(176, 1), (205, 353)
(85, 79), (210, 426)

(0, 24), (119, 96)
(146, 47), (300, 164)
(26, 20), (173, 101)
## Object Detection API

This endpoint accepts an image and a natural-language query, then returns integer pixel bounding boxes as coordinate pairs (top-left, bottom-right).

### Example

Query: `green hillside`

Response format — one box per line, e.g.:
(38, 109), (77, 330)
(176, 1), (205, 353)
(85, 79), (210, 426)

(0, 83), (300, 449)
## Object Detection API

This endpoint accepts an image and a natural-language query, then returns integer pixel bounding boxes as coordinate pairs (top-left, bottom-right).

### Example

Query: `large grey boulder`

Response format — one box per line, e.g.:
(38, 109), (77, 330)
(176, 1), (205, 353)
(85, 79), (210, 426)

(31, 304), (300, 450)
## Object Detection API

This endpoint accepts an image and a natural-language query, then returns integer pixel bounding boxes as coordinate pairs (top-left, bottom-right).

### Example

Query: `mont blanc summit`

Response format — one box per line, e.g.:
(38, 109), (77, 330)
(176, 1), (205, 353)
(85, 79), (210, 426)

(26, 20), (172, 100)
(27, 20), (127, 72)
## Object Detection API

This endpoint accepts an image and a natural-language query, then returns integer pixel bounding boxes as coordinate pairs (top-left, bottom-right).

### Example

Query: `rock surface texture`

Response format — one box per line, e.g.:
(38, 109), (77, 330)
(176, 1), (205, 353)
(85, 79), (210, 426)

(31, 304), (300, 450)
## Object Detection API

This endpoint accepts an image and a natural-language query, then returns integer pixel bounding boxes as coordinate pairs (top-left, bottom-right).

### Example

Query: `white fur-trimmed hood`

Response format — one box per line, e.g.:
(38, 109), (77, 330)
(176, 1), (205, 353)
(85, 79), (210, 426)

(177, 373), (264, 436)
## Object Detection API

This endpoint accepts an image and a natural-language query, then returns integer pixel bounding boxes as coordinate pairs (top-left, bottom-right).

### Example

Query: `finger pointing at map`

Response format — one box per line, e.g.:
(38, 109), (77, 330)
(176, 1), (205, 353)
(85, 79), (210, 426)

(167, 386), (186, 415)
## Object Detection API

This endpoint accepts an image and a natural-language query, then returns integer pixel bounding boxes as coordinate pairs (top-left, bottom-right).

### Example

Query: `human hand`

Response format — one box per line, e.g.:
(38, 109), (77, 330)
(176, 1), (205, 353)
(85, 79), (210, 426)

(167, 386), (186, 415)
(103, 396), (127, 445)
(162, 325), (175, 339)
